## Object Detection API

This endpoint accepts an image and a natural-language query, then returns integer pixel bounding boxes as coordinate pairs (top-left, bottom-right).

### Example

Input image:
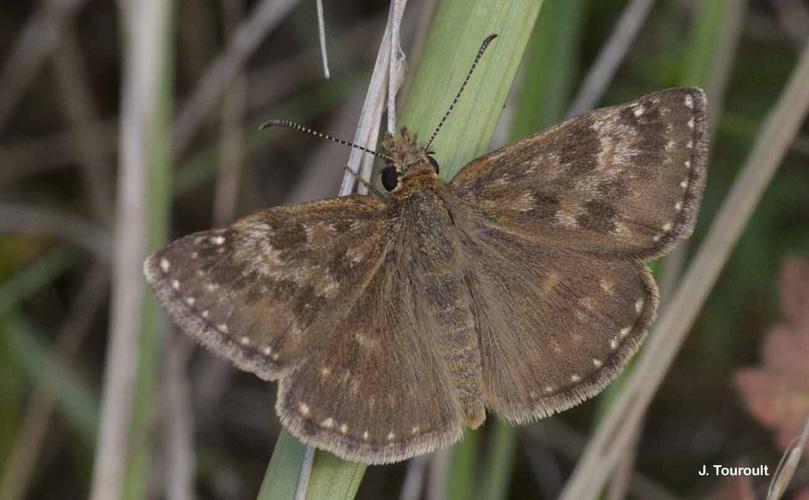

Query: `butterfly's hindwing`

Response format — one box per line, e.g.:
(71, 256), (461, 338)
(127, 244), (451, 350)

(451, 87), (708, 261)
(144, 195), (391, 380)
(458, 223), (657, 421)
(277, 243), (466, 464)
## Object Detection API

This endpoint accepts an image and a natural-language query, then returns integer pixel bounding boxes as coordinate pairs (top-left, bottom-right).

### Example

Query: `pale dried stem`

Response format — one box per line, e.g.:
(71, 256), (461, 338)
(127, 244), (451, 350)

(294, 445), (316, 500)
(400, 456), (429, 500)
(89, 0), (172, 498)
(246, 15), (384, 110)
(387, 0), (407, 133)
(0, 120), (117, 183)
(427, 449), (450, 500)
(338, 0), (409, 196)
(292, 4), (410, 496)
(560, 39), (809, 500)
(0, 0), (88, 131)
(0, 18), (381, 184)
(164, 331), (195, 500)
(214, 0), (248, 227)
(52, 28), (115, 224)
(0, 202), (110, 260)
(173, 0), (301, 156)
(772, 0), (809, 49)
(0, 265), (107, 500)
(606, 1), (748, 493)
(566, 0), (654, 117)
(316, 0), (330, 79)
(767, 414), (809, 500)
(524, 422), (683, 500)
(704, 0), (748, 131)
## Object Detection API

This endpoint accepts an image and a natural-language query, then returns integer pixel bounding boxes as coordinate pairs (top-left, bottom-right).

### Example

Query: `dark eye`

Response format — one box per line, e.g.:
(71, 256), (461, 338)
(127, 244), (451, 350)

(381, 166), (400, 191)
(427, 155), (440, 174)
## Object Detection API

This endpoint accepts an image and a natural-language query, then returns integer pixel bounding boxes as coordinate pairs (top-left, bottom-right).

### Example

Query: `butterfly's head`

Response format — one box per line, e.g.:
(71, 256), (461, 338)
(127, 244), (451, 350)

(379, 127), (440, 192)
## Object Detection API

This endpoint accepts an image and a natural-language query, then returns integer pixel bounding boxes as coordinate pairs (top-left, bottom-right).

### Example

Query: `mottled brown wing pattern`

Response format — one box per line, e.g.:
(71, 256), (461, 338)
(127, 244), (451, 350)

(276, 251), (466, 464)
(144, 195), (391, 380)
(458, 222), (657, 421)
(451, 87), (708, 261)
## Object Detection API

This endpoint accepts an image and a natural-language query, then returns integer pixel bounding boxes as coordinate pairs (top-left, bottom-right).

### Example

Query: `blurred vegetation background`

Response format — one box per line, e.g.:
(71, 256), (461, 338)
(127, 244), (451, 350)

(1, 0), (808, 499)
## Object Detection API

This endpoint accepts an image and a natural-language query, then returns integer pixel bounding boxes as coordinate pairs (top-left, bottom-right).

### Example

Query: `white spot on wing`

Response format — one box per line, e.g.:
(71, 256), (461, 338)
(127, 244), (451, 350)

(340, 424), (348, 434)
(211, 235), (226, 245)
(240, 336), (250, 346)
(321, 418), (334, 429)
(571, 374), (581, 382)
(171, 279), (180, 291)
(635, 298), (644, 312)
(159, 258), (170, 272)
(298, 402), (310, 416)
(685, 94), (694, 108)
(363, 430), (369, 440)
(633, 105), (645, 117)
(592, 358), (603, 367)
(387, 432), (395, 441)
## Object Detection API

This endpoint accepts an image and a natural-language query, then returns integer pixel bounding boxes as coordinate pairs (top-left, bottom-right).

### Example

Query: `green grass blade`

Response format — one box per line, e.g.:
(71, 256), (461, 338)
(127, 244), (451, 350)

(257, 432), (308, 500)
(400, 1), (544, 179)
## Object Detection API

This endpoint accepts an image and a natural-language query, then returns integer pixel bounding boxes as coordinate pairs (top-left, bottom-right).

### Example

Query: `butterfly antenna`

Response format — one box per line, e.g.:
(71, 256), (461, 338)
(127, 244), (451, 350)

(425, 33), (498, 149)
(259, 119), (393, 162)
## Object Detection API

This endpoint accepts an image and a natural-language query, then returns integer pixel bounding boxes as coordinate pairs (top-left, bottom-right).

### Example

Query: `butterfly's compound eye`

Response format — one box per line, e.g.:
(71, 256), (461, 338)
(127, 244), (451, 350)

(427, 155), (440, 174)
(381, 166), (400, 191)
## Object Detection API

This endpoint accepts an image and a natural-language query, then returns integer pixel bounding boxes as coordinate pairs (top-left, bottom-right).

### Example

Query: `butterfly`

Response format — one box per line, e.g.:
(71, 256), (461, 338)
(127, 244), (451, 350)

(144, 38), (708, 464)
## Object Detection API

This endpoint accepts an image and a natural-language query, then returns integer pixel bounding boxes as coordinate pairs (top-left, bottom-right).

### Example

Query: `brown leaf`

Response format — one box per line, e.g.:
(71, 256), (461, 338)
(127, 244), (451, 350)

(734, 256), (809, 458)
(780, 256), (809, 328)
(715, 475), (756, 500)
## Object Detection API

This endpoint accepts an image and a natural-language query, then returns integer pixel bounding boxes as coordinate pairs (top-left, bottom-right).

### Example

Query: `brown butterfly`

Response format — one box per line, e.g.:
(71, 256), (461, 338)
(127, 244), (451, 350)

(144, 36), (707, 464)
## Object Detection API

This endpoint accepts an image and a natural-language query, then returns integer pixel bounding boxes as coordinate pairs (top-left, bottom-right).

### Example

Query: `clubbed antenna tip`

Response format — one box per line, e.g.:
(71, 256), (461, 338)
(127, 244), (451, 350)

(425, 33), (499, 149)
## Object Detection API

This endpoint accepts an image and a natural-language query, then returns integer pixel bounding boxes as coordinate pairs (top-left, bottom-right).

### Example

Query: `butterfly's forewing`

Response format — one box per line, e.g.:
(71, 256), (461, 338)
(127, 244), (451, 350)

(277, 252), (465, 464)
(451, 87), (708, 261)
(146, 194), (466, 463)
(459, 224), (656, 421)
(144, 195), (392, 380)
(448, 87), (707, 420)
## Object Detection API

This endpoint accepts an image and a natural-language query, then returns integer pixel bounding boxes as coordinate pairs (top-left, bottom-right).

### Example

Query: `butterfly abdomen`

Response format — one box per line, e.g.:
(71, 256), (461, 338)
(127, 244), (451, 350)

(397, 189), (486, 428)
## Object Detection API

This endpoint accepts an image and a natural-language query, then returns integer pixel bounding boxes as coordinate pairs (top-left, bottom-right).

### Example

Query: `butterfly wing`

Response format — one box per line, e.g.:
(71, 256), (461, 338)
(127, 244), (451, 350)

(144, 195), (393, 380)
(276, 251), (466, 464)
(146, 194), (466, 463)
(451, 87), (708, 261)
(458, 224), (656, 421)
